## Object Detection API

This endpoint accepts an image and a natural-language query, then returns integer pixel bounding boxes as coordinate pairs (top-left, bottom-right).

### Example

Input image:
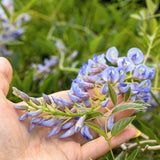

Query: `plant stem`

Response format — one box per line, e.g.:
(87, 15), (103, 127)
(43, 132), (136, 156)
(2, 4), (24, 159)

(143, 34), (155, 64)
(59, 49), (79, 73)
(150, 90), (160, 106)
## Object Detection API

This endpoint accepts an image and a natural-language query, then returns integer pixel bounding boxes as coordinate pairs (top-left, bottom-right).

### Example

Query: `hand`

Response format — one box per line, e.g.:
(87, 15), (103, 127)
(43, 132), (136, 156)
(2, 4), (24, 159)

(0, 57), (137, 160)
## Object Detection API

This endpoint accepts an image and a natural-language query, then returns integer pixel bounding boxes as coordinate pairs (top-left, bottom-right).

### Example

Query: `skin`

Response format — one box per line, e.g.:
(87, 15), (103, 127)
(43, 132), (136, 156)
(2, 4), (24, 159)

(0, 57), (137, 160)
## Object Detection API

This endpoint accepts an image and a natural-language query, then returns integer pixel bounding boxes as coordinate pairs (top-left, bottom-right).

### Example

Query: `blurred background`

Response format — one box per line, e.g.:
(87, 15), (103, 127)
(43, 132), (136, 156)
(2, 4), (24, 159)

(1, 0), (160, 159)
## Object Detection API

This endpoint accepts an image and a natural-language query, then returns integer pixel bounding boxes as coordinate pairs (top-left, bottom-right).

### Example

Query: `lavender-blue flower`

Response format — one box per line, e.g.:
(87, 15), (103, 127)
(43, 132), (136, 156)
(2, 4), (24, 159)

(127, 48), (144, 64)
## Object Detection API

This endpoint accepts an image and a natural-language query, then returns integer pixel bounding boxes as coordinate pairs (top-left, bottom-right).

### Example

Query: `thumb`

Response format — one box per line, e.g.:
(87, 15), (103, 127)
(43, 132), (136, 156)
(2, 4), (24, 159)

(0, 57), (12, 96)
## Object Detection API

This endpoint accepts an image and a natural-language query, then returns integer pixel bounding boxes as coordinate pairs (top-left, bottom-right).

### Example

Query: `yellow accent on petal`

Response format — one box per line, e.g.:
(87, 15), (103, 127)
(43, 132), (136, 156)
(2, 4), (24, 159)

(132, 129), (141, 139)
(111, 52), (115, 58)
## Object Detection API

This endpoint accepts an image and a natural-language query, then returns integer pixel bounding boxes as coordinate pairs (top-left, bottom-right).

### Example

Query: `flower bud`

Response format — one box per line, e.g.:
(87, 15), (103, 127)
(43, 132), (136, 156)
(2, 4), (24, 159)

(29, 123), (36, 132)
(81, 125), (93, 140)
(30, 97), (41, 106)
(75, 116), (85, 132)
(40, 117), (57, 127)
(27, 109), (42, 117)
(42, 93), (51, 105)
(101, 83), (108, 95)
(100, 98), (109, 107)
(14, 105), (28, 110)
(60, 97), (74, 108)
(19, 112), (28, 120)
(68, 92), (82, 103)
(59, 126), (75, 138)
(46, 125), (61, 138)
(62, 119), (76, 129)
(19, 91), (30, 101)
(107, 115), (114, 130)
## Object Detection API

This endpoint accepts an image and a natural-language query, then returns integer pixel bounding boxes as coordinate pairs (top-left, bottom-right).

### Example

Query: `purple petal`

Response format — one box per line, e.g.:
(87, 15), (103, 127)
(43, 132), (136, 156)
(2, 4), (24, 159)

(81, 125), (93, 140)
(107, 115), (114, 130)
(59, 126), (75, 138)
(46, 125), (61, 138)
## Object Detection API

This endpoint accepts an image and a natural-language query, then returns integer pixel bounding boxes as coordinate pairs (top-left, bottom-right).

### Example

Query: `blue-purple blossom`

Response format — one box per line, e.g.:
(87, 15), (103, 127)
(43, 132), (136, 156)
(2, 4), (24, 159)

(46, 125), (61, 138)
(68, 92), (82, 103)
(117, 57), (135, 72)
(29, 123), (36, 132)
(19, 112), (28, 120)
(55, 41), (65, 51)
(117, 83), (130, 93)
(30, 117), (42, 124)
(132, 64), (149, 80)
(147, 67), (155, 79)
(59, 126), (75, 138)
(14, 105), (27, 110)
(106, 47), (119, 64)
(67, 50), (78, 62)
(19, 91), (30, 101)
(138, 80), (152, 92)
(81, 125), (93, 140)
(118, 67), (126, 82)
(75, 116), (85, 132)
(43, 93), (52, 105)
(0, 0), (30, 56)
(27, 109), (42, 118)
(30, 97), (41, 106)
(100, 98), (109, 107)
(40, 117), (58, 127)
(101, 83), (108, 95)
(107, 115), (114, 130)
(71, 82), (90, 98)
(101, 67), (119, 83)
(127, 48), (144, 64)
(60, 97), (74, 108)
(83, 98), (91, 107)
(62, 119), (75, 129)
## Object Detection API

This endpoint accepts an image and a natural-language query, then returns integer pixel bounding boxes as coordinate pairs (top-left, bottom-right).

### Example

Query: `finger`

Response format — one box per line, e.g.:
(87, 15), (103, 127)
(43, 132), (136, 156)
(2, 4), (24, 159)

(0, 57), (12, 96)
(81, 126), (137, 160)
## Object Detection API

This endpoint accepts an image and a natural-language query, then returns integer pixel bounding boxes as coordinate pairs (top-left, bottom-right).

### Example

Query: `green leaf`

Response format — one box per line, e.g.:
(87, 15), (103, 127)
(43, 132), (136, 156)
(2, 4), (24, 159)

(134, 100), (150, 106)
(85, 112), (104, 121)
(85, 122), (107, 138)
(111, 103), (146, 114)
(23, 70), (33, 92)
(89, 35), (103, 53)
(149, 18), (158, 35)
(111, 116), (136, 137)
(124, 87), (131, 102)
(108, 83), (117, 106)
(0, 2), (10, 18)
(130, 14), (141, 20)
(146, 0), (157, 15)
(127, 148), (139, 160)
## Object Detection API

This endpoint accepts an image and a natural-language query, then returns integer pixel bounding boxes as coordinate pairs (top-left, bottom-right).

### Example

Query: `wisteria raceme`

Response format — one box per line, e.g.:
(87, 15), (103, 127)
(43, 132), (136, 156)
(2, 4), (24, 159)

(13, 47), (155, 140)
(0, 0), (30, 56)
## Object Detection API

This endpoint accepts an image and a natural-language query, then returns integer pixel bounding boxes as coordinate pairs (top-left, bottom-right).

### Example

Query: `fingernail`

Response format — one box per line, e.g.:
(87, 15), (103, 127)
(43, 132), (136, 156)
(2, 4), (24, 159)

(132, 129), (141, 139)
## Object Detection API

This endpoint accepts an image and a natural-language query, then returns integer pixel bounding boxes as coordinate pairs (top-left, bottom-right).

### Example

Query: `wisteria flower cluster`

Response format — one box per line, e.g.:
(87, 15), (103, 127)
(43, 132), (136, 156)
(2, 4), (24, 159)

(13, 47), (155, 140)
(31, 41), (78, 81)
(0, 0), (30, 56)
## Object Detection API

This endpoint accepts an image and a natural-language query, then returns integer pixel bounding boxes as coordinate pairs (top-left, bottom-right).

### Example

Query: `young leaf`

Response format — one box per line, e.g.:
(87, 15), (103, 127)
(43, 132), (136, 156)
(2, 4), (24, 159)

(108, 83), (117, 106)
(124, 87), (131, 102)
(85, 122), (107, 138)
(85, 112), (104, 121)
(127, 148), (139, 160)
(111, 116), (136, 137)
(146, 0), (157, 15)
(134, 100), (150, 106)
(111, 103), (146, 114)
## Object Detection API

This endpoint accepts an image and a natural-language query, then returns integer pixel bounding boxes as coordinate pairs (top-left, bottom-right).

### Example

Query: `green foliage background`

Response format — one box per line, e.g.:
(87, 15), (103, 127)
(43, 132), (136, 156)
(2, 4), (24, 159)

(3, 0), (160, 159)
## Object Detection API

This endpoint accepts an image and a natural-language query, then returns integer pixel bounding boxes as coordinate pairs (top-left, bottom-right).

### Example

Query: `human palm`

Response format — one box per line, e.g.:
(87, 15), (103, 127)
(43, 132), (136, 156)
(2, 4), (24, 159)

(0, 57), (137, 160)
